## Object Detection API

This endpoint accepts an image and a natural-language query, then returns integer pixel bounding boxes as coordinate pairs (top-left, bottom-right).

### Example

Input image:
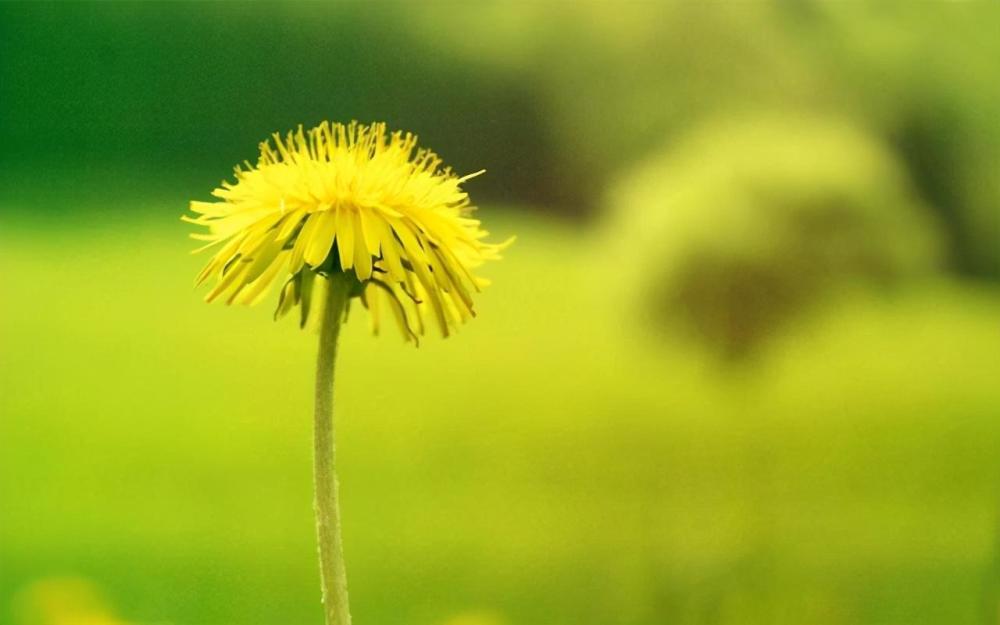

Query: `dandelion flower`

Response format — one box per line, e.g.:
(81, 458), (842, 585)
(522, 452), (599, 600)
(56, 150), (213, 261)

(185, 120), (510, 341)
(183, 121), (510, 625)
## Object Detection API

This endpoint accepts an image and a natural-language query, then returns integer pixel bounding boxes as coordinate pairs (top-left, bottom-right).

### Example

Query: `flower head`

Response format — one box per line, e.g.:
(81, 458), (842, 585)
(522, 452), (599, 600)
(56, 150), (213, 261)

(185, 121), (511, 341)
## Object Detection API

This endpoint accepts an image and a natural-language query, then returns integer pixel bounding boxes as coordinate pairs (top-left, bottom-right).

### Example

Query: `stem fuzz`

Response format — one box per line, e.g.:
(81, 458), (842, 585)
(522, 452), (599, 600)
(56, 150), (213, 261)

(313, 274), (352, 625)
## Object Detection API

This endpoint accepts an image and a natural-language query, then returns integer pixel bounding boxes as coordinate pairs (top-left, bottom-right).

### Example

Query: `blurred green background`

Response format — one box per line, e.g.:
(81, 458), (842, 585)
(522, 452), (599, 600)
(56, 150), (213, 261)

(2, 3), (1000, 625)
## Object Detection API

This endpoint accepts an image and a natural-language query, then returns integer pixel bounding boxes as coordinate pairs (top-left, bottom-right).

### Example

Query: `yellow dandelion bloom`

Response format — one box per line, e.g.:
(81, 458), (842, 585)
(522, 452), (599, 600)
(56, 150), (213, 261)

(184, 121), (510, 341)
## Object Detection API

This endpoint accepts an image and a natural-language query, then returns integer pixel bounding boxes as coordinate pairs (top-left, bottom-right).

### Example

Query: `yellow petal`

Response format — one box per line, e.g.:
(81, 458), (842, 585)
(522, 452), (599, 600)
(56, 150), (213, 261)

(353, 211), (373, 280)
(303, 209), (337, 268)
(289, 212), (323, 273)
(336, 209), (355, 271)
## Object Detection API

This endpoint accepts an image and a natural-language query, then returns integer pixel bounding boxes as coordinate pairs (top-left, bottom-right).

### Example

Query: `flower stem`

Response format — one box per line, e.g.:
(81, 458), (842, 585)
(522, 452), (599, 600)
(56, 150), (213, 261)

(313, 274), (352, 625)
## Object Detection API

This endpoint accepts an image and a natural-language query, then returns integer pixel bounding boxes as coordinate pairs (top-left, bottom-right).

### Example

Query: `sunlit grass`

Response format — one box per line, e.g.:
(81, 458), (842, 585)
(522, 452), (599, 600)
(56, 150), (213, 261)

(2, 206), (999, 625)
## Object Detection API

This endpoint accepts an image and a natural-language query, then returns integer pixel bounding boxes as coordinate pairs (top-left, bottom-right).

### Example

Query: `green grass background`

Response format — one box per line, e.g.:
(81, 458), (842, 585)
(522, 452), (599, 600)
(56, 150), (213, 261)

(2, 4), (999, 622)
(3, 205), (999, 625)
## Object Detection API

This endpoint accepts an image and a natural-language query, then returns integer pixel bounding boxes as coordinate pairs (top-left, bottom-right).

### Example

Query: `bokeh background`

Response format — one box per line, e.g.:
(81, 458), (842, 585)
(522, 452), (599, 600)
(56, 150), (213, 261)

(2, 3), (999, 625)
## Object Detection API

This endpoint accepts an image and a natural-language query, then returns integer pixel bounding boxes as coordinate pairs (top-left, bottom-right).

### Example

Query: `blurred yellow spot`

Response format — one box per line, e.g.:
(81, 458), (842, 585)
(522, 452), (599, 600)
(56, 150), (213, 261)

(440, 610), (507, 625)
(13, 578), (128, 625)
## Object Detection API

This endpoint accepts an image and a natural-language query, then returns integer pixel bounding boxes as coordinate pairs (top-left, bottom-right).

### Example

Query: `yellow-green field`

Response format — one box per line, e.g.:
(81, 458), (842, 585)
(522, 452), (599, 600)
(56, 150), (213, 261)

(2, 208), (1000, 625)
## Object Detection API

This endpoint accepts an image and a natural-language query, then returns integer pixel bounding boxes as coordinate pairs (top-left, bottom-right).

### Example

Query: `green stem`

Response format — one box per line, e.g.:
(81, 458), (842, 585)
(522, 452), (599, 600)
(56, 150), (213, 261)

(313, 274), (352, 625)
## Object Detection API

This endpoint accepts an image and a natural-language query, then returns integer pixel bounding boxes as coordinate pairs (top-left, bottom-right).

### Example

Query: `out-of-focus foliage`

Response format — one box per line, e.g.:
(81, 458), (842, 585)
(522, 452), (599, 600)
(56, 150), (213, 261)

(0, 3), (551, 206)
(4, 2), (996, 272)
(404, 1), (997, 354)
(409, 3), (829, 212)
(607, 114), (942, 358)
(410, 2), (999, 277)
(805, 3), (1000, 277)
